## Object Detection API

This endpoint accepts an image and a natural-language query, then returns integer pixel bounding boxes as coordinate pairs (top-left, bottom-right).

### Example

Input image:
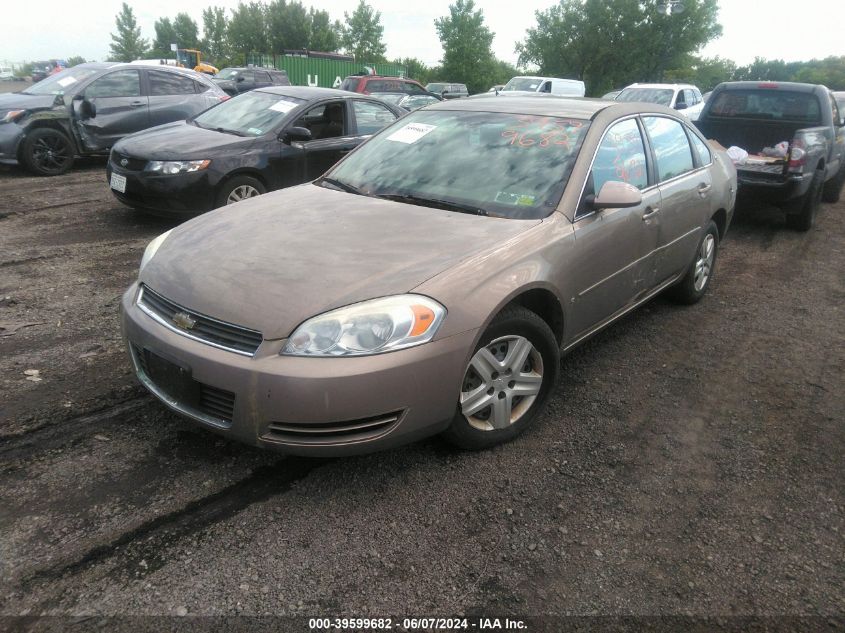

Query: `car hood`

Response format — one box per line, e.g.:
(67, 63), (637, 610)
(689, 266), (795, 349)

(0, 92), (57, 112)
(114, 121), (255, 159)
(140, 184), (541, 340)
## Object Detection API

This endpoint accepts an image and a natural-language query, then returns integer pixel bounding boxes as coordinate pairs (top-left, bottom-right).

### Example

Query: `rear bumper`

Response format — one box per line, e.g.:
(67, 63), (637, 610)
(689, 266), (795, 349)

(737, 171), (810, 203)
(121, 283), (477, 456)
(107, 162), (217, 214)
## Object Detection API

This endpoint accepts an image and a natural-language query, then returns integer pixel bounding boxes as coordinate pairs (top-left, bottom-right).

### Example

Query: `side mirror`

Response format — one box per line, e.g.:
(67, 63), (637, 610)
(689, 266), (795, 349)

(236, 76), (245, 83)
(591, 181), (642, 209)
(675, 102), (688, 110)
(281, 126), (312, 144)
(75, 96), (96, 119)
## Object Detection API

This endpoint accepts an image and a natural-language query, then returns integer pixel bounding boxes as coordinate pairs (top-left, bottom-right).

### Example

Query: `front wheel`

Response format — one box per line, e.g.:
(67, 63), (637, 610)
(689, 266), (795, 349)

(20, 128), (75, 176)
(667, 220), (719, 305)
(443, 305), (559, 450)
(216, 175), (266, 208)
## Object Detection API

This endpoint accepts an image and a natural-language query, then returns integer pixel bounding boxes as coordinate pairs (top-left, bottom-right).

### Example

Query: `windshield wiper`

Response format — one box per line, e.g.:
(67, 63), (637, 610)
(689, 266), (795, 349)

(212, 126), (248, 137)
(375, 193), (488, 216)
(317, 177), (364, 195)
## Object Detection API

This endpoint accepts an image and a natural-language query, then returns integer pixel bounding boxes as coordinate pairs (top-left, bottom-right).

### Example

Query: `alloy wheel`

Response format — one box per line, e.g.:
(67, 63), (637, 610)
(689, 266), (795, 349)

(31, 134), (71, 174)
(226, 184), (261, 204)
(693, 234), (715, 292)
(460, 335), (544, 431)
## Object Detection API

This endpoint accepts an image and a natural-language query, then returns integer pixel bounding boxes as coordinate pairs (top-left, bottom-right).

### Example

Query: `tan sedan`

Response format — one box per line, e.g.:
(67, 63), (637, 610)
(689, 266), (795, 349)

(121, 97), (737, 455)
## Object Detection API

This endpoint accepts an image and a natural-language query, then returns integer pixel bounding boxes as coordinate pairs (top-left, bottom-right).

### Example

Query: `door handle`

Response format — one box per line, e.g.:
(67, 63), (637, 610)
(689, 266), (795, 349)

(698, 183), (712, 195)
(129, 101), (145, 108)
(642, 207), (659, 221)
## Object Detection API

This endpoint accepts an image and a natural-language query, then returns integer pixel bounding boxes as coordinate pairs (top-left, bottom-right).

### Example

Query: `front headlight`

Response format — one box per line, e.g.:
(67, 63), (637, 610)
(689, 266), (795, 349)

(1, 109), (25, 123)
(140, 229), (173, 271)
(145, 159), (211, 175)
(283, 295), (446, 357)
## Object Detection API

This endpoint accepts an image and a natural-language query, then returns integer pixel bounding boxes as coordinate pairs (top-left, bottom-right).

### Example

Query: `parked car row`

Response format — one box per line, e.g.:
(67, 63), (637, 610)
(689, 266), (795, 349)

(120, 94), (742, 456)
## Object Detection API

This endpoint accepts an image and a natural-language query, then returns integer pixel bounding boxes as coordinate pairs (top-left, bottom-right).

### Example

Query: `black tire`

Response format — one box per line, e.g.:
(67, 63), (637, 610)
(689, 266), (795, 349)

(821, 162), (845, 203)
(667, 220), (719, 305)
(785, 170), (823, 232)
(20, 127), (75, 176)
(442, 305), (559, 450)
(215, 175), (266, 208)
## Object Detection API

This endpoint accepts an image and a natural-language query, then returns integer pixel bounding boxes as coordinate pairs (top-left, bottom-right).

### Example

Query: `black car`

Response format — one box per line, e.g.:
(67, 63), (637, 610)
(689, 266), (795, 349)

(0, 63), (228, 176)
(213, 67), (290, 97)
(106, 87), (406, 215)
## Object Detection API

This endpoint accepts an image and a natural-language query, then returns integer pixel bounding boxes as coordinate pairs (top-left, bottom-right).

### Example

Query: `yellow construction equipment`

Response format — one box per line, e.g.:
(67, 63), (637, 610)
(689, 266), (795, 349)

(176, 49), (218, 75)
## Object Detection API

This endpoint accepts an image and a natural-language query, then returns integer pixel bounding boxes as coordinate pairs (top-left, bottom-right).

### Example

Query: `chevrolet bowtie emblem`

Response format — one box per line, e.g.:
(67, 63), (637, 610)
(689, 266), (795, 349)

(172, 312), (197, 330)
(120, 158), (129, 167)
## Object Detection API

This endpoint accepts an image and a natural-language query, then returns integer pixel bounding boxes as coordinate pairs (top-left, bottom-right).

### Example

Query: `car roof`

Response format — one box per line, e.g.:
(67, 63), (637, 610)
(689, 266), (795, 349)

(255, 86), (378, 100)
(76, 62), (207, 80)
(428, 95), (657, 119)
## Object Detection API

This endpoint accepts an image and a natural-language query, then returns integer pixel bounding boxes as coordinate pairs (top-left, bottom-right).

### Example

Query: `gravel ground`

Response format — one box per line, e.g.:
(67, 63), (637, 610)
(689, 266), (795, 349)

(0, 160), (842, 629)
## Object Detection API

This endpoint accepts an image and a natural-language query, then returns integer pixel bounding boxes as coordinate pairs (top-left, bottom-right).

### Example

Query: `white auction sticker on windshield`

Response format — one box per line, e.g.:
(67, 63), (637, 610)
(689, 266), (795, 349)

(386, 123), (436, 144)
(57, 76), (77, 87)
(269, 99), (297, 113)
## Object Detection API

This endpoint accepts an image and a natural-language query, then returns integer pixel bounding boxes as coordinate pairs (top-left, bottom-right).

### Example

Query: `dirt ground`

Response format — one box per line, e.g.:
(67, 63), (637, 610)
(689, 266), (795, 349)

(0, 158), (842, 628)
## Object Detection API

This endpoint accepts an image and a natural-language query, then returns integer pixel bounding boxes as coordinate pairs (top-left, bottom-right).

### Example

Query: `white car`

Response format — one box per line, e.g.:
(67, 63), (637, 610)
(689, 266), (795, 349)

(616, 83), (705, 121)
(0, 67), (14, 81)
(499, 76), (586, 97)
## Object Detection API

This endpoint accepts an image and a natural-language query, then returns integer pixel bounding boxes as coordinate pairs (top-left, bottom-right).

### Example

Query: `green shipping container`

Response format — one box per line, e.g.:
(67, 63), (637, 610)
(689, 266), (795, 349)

(246, 53), (407, 88)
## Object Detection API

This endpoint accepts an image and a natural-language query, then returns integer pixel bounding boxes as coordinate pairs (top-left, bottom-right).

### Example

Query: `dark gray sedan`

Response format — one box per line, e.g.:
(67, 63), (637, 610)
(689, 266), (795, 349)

(0, 63), (228, 175)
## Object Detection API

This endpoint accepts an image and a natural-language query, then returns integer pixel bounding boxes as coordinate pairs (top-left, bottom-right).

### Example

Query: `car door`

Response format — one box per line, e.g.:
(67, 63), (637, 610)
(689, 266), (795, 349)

(75, 69), (147, 152)
(642, 116), (710, 284)
(568, 117), (661, 339)
(146, 69), (210, 127)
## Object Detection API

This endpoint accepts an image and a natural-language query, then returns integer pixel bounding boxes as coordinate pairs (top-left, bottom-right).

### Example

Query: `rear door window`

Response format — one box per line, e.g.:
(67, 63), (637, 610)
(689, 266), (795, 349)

(643, 116), (695, 182)
(148, 70), (198, 95)
(85, 70), (141, 98)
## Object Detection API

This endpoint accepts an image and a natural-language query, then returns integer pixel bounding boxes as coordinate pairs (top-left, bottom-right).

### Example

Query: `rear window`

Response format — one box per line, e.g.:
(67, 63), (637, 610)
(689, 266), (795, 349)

(341, 77), (361, 92)
(708, 89), (821, 122)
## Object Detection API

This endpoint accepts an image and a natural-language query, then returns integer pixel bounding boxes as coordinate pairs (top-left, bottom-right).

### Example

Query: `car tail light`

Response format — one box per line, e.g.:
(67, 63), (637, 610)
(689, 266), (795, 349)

(758, 82), (779, 89)
(217, 94), (230, 102)
(788, 139), (806, 173)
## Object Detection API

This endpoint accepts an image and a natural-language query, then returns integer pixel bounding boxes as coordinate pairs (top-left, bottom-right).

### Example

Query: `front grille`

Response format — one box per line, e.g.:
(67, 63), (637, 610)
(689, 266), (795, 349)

(111, 152), (147, 171)
(263, 411), (403, 445)
(138, 285), (263, 356)
(131, 344), (236, 424)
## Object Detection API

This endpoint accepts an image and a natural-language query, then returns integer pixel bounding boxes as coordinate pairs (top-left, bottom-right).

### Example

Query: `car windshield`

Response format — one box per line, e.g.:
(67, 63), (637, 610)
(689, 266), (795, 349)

(616, 88), (675, 106)
(708, 89), (822, 122)
(215, 68), (240, 80)
(503, 78), (543, 92)
(193, 90), (306, 136)
(23, 67), (99, 95)
(325, 110), (590, 220)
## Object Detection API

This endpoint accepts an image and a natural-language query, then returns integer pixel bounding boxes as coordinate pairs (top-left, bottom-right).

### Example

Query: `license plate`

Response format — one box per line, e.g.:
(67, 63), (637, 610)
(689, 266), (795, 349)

(110, 172), (127, 193)
(144, 350), (200, 404)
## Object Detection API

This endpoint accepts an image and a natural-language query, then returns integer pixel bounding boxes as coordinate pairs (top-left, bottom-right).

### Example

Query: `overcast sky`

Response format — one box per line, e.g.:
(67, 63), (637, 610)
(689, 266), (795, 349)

(0, 0), (841, 68)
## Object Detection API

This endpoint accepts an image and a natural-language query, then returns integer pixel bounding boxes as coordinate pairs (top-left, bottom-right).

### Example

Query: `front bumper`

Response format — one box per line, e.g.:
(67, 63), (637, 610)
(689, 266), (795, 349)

(107, 162), (217, 214)
(120, 283), (477, 456)
(0, 123), (24, 165)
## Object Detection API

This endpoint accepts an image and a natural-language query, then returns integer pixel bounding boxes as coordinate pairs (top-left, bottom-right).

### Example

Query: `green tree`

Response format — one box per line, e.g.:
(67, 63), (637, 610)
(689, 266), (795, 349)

(108, 2), (149, 62)
(309, 8), (341, 52)
(151, 17), (176, 58)
(228, 1), (269, 61)
(268, 0), (311, 52)
(341, 0), (386, 62)
(202, 7), (230, 66)
(394, 57), (432, 85)
(173, 12), (200, 50)
(434, 0), (496, 94)
(517, 0), (722, 96)
(490, 58), (519, 87)
(66, 55), (87, 67)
